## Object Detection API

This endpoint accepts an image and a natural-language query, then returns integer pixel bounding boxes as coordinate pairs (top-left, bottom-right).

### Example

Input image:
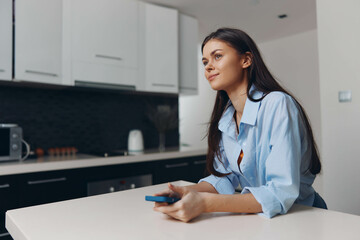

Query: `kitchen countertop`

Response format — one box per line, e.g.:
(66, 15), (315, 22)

(0, 148), (207, 176)
(6, 180), (360, 240)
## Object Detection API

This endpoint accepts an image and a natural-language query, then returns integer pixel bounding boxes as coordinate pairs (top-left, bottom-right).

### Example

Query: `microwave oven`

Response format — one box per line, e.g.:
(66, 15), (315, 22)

(0, 124), (22, 162)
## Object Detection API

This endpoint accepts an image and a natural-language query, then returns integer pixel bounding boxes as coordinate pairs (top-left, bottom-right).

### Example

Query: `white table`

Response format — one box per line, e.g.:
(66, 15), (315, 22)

(6, 181), (360, 240)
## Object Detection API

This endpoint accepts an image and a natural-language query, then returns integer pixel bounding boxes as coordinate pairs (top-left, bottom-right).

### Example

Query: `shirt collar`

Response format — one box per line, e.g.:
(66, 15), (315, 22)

(218, 85), (263, 133)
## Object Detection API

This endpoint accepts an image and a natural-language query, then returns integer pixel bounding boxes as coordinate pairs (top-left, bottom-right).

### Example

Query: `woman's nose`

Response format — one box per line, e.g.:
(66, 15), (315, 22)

(205, 62), (214, 71)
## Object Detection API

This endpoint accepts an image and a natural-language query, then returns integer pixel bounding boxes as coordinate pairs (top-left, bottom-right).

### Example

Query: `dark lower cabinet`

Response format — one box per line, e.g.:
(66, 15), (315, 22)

(18, 170), (84, 207)
(153, 156), (208, 184)
(0, 176), (19, 240)
(1, 154), (206, 239)
(154, 158), (191, 184)
(0, 233), (12, 240)
(190, 158), (208, 182)
(0, 170), (85, 240)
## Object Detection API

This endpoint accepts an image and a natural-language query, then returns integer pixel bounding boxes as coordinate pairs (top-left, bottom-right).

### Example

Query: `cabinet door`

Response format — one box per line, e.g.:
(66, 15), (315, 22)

(138, 3), (178, 94)
(153, 158), (191, 184)
(0, 0), (12, 82)
(153, 155), (207, 184)
(189, 157), (207, 183)
(15, 0), (62, 85)
(179, 14), (199, 95)
(71, 0), (138, 88)
(0, 176), (19, 238)
(18, 170), (81, 207)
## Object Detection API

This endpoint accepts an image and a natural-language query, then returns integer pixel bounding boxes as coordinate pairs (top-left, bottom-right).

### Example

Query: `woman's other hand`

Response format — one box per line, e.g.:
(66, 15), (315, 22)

(153, 183), (206, 222)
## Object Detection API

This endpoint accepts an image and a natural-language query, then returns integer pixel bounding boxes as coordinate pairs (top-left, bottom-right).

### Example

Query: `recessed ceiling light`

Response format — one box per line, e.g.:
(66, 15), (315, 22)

(278, 14), (288, 19)
(249, 0), (260, 5)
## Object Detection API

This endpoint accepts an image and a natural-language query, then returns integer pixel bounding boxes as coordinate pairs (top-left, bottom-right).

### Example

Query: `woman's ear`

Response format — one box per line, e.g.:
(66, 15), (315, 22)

(242, 52), (253, 69)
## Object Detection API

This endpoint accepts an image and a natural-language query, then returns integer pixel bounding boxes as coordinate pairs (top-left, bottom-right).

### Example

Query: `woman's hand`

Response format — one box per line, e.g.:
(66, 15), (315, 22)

(153, 183), (206, 222)
(153, 183), (181, 199)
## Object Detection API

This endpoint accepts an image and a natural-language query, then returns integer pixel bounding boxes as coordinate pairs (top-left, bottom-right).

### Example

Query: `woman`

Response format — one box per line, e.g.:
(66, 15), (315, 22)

(153, 27), (327, 222)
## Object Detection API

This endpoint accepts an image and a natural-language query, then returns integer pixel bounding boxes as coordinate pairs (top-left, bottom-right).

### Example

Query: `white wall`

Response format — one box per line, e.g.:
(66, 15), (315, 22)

(179, 46), (216, 149)
(317, 0), (360, 215)
(258, 29), (323, 193)
(258, 30), (321, 147)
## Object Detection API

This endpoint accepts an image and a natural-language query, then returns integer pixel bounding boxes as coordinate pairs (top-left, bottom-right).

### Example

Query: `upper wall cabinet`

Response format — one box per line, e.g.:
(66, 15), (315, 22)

(15, 0), (63, 85)
(8, 0), (198, 94)
(70, 0), (139, 90)
(179, 14), (199, 95)
(138, 2), (179, 94)
(0, 0), (12, 81)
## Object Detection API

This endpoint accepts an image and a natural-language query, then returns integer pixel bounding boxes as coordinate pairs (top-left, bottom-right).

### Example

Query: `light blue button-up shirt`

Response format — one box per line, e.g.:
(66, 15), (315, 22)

(199, 86), (316, 218)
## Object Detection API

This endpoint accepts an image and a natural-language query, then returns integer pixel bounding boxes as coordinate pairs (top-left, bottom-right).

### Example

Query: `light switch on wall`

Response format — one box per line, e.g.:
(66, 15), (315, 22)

(338, 90), (352, 103)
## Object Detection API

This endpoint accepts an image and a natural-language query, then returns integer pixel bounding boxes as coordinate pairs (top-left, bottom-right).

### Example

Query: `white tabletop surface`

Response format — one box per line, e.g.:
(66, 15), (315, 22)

(6, 181), (360, 240)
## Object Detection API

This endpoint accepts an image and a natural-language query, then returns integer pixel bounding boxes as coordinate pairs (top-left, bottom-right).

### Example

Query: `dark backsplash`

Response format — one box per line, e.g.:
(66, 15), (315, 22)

(0, 82), (179, 154)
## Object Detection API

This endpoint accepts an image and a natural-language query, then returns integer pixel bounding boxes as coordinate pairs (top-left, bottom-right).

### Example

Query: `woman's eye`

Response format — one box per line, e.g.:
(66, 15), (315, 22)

(202, 61), (208, 66)
(214, 54), (222, 60)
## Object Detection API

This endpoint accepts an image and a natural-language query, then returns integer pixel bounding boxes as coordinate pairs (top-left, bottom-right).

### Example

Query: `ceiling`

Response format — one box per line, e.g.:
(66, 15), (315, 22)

(141, 0), (317, 43)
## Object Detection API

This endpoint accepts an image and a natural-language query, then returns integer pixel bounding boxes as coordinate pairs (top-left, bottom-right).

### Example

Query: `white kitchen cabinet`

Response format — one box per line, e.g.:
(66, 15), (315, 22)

(0, 0), (12, 81)
(70, 0), (139, 89)
(138, 2), (178, 94)
(179, 14), (199, 95)
(15, 0), (63, 85)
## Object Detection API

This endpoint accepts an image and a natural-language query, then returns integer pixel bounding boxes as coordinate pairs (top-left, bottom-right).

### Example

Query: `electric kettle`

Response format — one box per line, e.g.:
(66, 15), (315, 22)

(127, 129), (144, 155)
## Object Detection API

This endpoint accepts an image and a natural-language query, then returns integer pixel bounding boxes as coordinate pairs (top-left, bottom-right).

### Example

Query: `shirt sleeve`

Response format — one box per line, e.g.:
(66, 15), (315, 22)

(242, 94), (303, 218)
(198, 140), (239, 194)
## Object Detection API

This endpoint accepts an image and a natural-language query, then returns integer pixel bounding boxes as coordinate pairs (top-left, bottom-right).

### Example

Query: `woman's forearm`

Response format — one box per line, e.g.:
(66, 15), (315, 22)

(154, 183), (262, 222)
(184, 183), (262, 213)
(202, 192), (262, 213)
(185, 181), (218, 193)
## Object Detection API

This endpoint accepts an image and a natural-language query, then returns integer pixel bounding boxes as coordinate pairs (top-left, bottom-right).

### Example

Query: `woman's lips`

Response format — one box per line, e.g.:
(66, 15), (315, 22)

(208, 73), (219, 81)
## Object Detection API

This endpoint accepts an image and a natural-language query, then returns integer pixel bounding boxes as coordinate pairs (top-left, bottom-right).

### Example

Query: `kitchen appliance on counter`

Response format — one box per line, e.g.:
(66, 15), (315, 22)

(127, 129), (144, 155)
(0, 124), (23, 161)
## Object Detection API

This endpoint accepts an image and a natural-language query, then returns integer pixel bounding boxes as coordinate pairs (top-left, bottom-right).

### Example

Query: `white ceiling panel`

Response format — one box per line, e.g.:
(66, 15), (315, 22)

(141, 0), (317, 43)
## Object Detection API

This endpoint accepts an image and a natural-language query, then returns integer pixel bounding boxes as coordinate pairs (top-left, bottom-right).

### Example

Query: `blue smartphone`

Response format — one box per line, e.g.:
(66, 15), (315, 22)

(145, 195), (180, 203)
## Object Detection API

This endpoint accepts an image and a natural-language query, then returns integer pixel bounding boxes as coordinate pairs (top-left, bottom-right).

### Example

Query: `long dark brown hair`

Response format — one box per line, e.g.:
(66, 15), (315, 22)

(203, 28), (321, 177)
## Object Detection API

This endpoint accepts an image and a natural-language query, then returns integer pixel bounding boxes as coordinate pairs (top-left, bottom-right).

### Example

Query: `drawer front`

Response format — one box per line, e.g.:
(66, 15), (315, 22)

(0, 177), (19, 236)
(190, 159), (207, 183)
(153, 156), (208, 184)
(18, 171), (80, 207)
(154, 159), (191, 184)
(0, 232), (12, 240)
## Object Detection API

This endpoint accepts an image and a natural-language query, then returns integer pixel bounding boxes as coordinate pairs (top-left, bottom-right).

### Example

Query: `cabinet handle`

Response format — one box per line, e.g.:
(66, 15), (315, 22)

(152, 83), (176, 88)
(0, 69), (5, 72)
(95, 54), (122, 61)
(194, 160), (206, 165)
(181, 86), (197, 90)
(75, 80), (136, 91)
(0, 232), (10, 237)
(0, 183), (10, 189)
(27, 177), (67, 185)
(25, 70), (58, 77)
(165, 162), (189, 168)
